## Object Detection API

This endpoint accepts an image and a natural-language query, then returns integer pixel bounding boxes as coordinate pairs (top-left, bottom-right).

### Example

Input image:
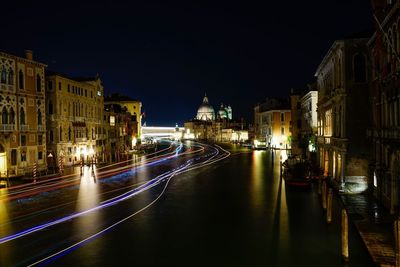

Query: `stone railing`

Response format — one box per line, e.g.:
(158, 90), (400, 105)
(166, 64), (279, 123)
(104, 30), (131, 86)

(20, 124), (29, 131)
(0, 124), (15, 131)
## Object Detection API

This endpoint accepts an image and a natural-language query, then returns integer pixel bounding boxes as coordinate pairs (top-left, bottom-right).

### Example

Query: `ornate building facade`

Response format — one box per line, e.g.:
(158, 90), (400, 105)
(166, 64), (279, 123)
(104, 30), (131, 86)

(369, 0), (400, 213)
(0, 50), (47, 176)
(316, 38), (371, 191)
(45, 72), (104, 166)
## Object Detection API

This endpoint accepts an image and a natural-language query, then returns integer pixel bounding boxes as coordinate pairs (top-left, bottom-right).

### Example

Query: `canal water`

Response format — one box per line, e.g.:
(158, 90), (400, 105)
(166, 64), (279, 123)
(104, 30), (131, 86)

(45, 146), (372, 267)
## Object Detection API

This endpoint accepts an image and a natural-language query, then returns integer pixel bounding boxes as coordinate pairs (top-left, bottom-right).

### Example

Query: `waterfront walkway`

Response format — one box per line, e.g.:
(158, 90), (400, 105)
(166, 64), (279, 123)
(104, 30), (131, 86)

(341, 193), (396, 266)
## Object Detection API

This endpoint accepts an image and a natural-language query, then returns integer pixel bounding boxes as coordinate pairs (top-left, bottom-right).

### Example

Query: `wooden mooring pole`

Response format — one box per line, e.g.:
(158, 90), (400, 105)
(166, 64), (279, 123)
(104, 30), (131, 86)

(322, 180), (327, 209)
(395, 219), (400, 267)
(326, 188), (333, 223)
(342, 209), (349, 262)
(318, 176), (322, 195)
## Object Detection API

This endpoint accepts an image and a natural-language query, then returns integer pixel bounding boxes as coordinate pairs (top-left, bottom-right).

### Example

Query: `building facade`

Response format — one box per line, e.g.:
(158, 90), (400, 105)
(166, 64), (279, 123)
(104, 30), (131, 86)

(45, 72), (104, 167)
(104, 93), (142, 139)
(369, 0), (400, 213)
(103, 103), (137, 163)
(0, 50), (47, 176)
(254, 98), (291, 149)
(300, 89), (318, 157)
(316, 38), (371, 192)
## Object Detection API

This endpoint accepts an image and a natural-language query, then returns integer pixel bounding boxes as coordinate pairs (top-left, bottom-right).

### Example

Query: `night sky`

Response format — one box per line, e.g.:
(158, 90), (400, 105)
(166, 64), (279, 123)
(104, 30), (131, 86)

(2, 1), (372, 126)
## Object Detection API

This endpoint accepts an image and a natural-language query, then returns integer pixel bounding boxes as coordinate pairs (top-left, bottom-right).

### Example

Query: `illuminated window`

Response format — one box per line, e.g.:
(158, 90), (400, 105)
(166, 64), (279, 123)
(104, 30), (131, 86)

(110, 115), (115, 126)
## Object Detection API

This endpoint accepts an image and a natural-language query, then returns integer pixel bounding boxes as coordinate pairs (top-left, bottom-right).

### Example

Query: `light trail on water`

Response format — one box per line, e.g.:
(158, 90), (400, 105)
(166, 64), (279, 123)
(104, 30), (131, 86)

(27, 143), (230, 266)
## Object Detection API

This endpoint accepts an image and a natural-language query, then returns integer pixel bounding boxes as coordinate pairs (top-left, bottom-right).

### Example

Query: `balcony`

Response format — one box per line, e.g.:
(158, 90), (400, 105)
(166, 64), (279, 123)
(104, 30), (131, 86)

(38, 125), (46, 132)
(96, 134), (106, 139)
(331, 137), (348, 149)
(316, 136), (331, 145)
(374, 127), (400, 140)
(75, 137), (87, 142)
(0, 124), (15, 131)
(20, 124), (29, 131)
(74, 117), (85, 122)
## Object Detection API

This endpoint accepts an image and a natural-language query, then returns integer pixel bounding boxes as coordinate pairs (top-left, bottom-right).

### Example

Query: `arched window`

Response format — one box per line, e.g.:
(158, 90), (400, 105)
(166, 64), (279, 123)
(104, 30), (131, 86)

(354, 54), (366, 83)
(1, 68), (6, 83)
(36, 74), (41, 92)
(49, 130), (54, 143)
(8, 69), (13, 85)
(2, 107), (8, 124)
(18, 70), (24, 89)
(9, 107), (15, 124)
(59, 126), (62, 141)
(92, 128), (95, 139)
(68, 127), (71, 141)
(38, 109), (42, 125)
(20, 107), (25, 125)
(48, 100), (53, 115)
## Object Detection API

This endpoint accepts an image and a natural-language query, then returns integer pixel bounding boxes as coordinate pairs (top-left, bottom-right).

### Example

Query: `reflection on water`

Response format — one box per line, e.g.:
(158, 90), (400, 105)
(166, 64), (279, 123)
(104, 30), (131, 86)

(0, 189), (13, 266)
(255, 150), (291, 265)
(73, 165), (102, 236)
(75, 166), (100, 212)
(249, 151), (265, 213)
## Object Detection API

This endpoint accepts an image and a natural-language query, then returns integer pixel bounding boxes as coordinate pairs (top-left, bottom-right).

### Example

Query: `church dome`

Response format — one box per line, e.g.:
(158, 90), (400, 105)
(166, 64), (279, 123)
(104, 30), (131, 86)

(218, 103), (228, 119)
(196, 94), (215, 121)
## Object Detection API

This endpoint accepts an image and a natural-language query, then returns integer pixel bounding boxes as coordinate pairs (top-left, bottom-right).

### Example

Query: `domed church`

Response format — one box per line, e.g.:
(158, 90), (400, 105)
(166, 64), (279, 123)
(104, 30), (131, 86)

(196, 94), (232, 121)
(218, 103), (232, 120)
(196, 94), (215, 120)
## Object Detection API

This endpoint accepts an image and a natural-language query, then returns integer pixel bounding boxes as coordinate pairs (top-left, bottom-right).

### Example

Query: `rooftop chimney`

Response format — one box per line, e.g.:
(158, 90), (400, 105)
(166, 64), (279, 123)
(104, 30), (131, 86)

(25, 50), (33, 60)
